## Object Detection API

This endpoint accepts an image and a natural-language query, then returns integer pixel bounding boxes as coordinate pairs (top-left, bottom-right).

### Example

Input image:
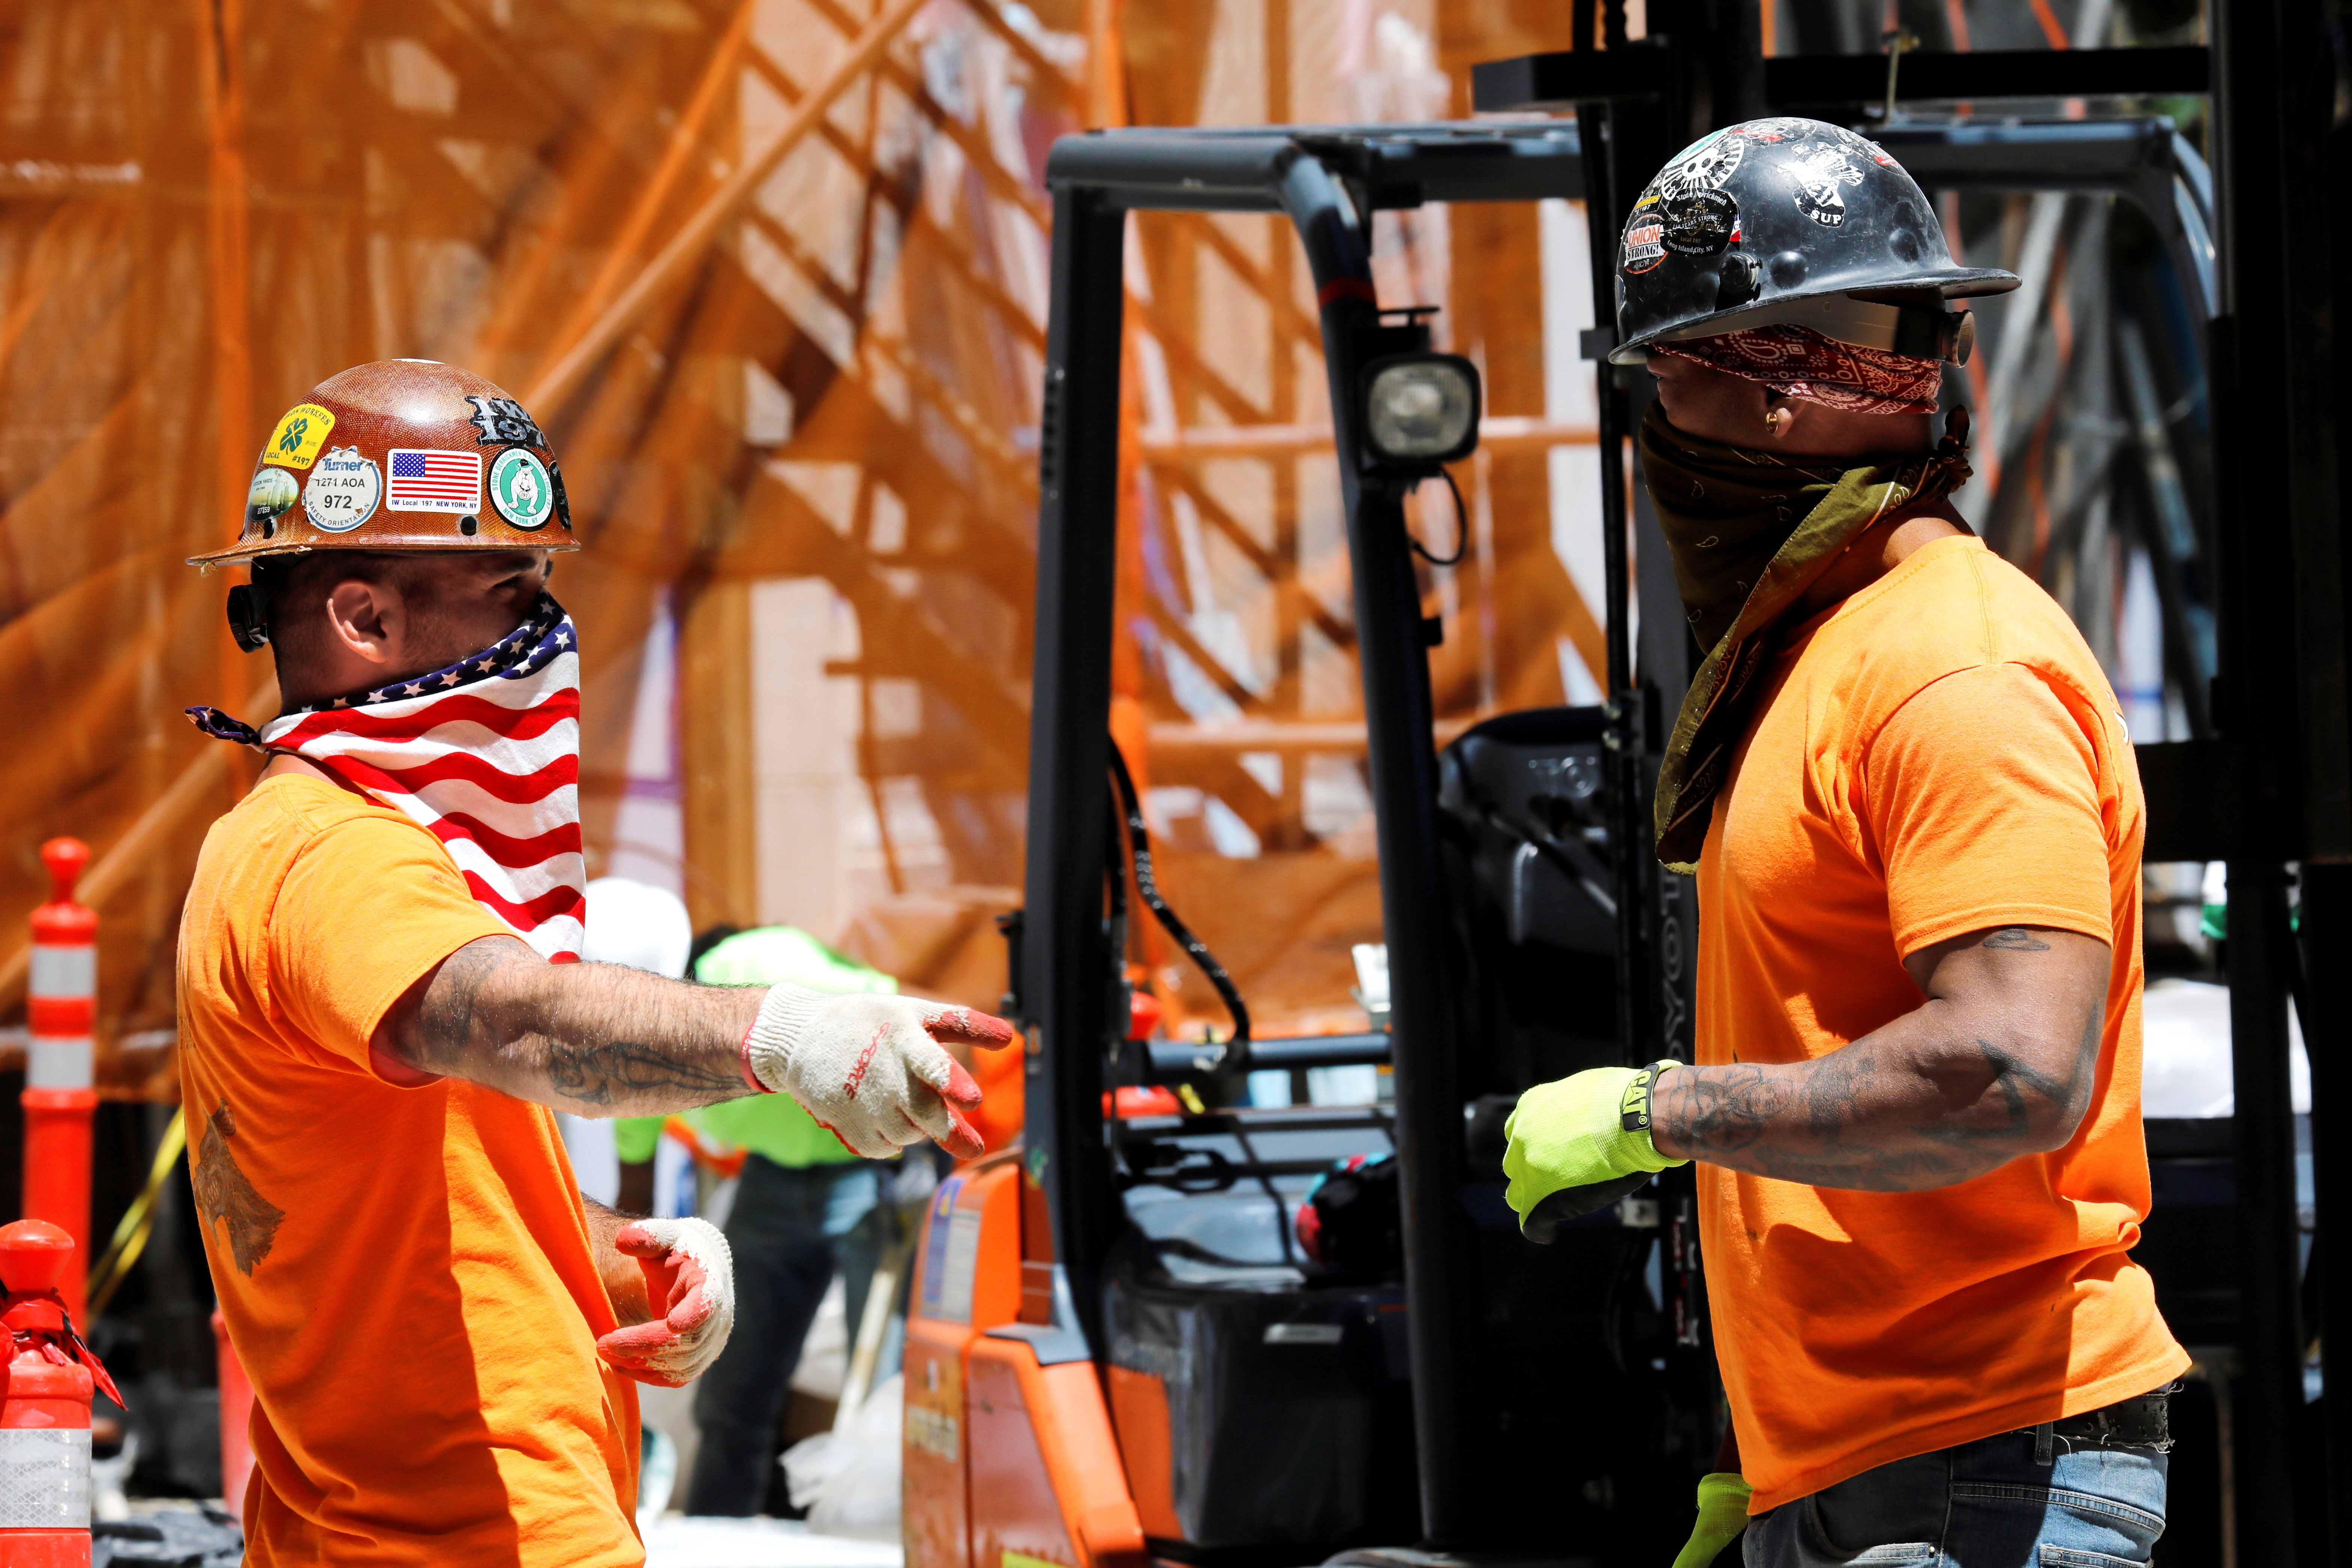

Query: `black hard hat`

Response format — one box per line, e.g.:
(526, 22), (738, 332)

(1610, 117), (2018, 366)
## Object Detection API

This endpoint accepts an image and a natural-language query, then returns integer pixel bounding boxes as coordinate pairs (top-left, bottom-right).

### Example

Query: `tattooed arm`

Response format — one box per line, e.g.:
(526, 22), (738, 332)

(1649, 925), (2112, 1190)
(372, 935), (760, 1117)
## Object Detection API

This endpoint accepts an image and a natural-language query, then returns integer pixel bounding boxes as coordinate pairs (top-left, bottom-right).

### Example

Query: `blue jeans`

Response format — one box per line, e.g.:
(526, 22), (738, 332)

(1743, 1418), (2169, 1566)
(683, 1155), (880, 1515)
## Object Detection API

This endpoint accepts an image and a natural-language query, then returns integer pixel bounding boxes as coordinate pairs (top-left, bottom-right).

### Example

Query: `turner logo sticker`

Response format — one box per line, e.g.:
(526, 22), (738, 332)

(1786, 144), (1866, 227)
(261, 402), (336, 469)
(1657, 129), (1746, 199)
(488, 447), (554, 529)
(1623, 215), (1668, 274)
(302, 446), (381, 532)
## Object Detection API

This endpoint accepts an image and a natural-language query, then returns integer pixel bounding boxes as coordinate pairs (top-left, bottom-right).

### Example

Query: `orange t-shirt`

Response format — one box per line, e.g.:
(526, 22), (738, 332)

(176, 774), (641, 1566)
(1696, 534), (2188, 1512)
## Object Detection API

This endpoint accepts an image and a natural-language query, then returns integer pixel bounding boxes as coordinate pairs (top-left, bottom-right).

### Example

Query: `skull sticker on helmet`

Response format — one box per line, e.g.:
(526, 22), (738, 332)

(1657, 129), (1747, 200)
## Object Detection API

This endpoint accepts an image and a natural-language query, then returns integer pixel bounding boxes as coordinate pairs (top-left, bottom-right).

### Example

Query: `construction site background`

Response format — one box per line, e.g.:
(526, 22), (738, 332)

(0, 0), (2213, 1492)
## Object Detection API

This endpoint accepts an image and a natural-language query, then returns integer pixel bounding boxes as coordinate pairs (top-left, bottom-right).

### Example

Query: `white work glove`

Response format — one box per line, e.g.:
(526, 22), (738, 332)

(594, 1217), (735, 1388)
(741, 984), (1015, 1160)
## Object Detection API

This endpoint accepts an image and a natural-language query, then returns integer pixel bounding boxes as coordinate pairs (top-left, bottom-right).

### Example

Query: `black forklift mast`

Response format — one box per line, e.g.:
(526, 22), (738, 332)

(1018, 124), (1591, 1548)
(1014, 0), (2352, 1559)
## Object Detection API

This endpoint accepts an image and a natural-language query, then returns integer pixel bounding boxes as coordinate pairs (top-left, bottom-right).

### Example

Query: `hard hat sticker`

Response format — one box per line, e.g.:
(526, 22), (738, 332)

(1623, 213), (1668, 275)
(1786, 144), (1866, 227)
(260, 403), (336, 470)
(467, 394), (546, 449)
(386, 448), (483, 514)
(1663, 191), (1738, 256)
(1830, 124), (1900, 168)
(302, 447), (382, 533)
(1657, 132), (1745, 200)
(246, 468), (298, 536)
(489, 447), (555, 530)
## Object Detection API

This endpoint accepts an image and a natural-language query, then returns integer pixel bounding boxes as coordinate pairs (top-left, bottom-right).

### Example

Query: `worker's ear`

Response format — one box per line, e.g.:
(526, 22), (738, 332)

(1763, 393), (1801, 441)
(323, 577), (404, 668)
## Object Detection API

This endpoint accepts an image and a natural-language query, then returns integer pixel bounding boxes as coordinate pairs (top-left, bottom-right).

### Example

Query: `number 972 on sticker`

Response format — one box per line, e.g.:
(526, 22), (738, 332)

(303, 447), (383, 533)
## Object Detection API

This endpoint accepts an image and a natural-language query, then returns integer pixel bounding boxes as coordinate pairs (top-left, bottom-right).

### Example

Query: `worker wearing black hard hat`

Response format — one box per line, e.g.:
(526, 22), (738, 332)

(1502, 121), (2185, 1566)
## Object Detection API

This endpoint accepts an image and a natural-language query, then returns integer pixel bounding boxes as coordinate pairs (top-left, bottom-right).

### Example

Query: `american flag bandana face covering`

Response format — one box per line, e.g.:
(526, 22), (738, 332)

(185, 591), (587, 962)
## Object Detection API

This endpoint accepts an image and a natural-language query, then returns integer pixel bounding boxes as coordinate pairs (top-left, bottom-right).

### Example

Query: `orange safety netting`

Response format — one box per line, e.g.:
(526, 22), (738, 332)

(0, 0), (1599, 1098)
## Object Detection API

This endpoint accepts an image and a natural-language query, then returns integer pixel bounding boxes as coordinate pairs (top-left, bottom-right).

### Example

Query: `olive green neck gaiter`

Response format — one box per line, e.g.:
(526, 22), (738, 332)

(1641, 402), (1974, 872)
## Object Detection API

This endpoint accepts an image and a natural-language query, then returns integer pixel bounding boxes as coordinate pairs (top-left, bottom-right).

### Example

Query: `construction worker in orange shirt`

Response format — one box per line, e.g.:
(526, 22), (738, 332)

(175, 358), (1011, 1566)
(1502, 123), (2184, 1566)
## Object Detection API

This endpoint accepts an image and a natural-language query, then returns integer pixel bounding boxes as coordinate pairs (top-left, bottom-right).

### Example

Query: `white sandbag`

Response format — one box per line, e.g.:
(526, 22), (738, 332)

(780, 1374), (902, 1541)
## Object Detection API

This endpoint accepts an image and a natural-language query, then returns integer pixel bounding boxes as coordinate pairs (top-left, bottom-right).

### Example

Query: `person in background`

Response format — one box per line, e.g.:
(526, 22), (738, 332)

(617, 926), (910, 1516)
(561, 877), (697, 1206)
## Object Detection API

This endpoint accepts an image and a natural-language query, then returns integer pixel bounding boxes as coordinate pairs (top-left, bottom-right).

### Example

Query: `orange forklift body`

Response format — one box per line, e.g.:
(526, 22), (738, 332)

(904, 1153), (1146, 1568)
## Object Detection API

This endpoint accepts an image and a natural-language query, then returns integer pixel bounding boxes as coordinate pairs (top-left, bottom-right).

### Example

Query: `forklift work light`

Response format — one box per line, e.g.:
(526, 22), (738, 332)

(1361, 353), (1481, 473)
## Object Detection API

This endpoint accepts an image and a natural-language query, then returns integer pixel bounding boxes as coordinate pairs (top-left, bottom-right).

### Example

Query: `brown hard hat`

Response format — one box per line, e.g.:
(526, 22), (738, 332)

(189, 359), (579, 567)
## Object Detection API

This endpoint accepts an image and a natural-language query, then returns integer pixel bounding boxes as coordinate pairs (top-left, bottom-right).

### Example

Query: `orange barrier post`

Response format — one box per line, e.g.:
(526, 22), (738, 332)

(22, 839), (95, 1326)
(0, 1218), (122, 1567)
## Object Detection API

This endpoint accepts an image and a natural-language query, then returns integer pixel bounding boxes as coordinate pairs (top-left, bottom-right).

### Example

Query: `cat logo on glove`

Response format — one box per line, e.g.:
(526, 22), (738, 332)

(488, 447), (555, 530)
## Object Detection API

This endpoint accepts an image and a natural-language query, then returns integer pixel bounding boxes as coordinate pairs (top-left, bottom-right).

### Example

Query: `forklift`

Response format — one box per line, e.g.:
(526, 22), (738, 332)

(900, 8), (2352, 1566)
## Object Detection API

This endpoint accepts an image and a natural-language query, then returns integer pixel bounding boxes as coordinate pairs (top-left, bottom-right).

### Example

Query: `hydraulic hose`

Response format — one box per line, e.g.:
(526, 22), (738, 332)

(1106, 741), (1251, 1070)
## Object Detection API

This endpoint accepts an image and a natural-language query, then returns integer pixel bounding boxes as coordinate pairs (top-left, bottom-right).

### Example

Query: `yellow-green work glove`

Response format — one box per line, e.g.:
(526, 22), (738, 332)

(1502, 1060), (1687, 1242)
(1671, 1472), (1752, 1568)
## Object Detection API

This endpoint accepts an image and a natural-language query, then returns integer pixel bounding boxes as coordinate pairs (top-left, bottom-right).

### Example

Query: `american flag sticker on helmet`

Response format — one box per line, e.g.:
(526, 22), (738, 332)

(386, 448), (482, 514)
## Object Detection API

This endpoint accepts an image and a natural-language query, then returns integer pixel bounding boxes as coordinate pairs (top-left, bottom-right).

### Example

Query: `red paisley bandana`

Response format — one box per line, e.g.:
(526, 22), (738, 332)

(1653, 323), (1942, 415)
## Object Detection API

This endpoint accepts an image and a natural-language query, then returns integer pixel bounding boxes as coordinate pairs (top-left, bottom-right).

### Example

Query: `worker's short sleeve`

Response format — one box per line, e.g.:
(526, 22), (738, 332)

(267, 815), (512, 1074)
(1862, 661), (2116, 959)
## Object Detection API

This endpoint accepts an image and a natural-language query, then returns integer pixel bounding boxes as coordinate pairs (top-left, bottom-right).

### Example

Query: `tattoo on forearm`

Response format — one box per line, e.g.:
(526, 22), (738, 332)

(1980, 927), (2053, 951)
(413, 939), (513, 1061)
(1656, 994), (2106, 1192)
(392, 936), (761, 1116)
(1667, 1064), (1791, 1153)
(543, 1040), (744, 1107)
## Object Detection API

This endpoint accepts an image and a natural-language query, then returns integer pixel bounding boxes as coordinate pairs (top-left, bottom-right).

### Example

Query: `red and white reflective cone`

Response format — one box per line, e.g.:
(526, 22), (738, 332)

(0, 1218), (122, 1568)
(22, 839), (95, 1326)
